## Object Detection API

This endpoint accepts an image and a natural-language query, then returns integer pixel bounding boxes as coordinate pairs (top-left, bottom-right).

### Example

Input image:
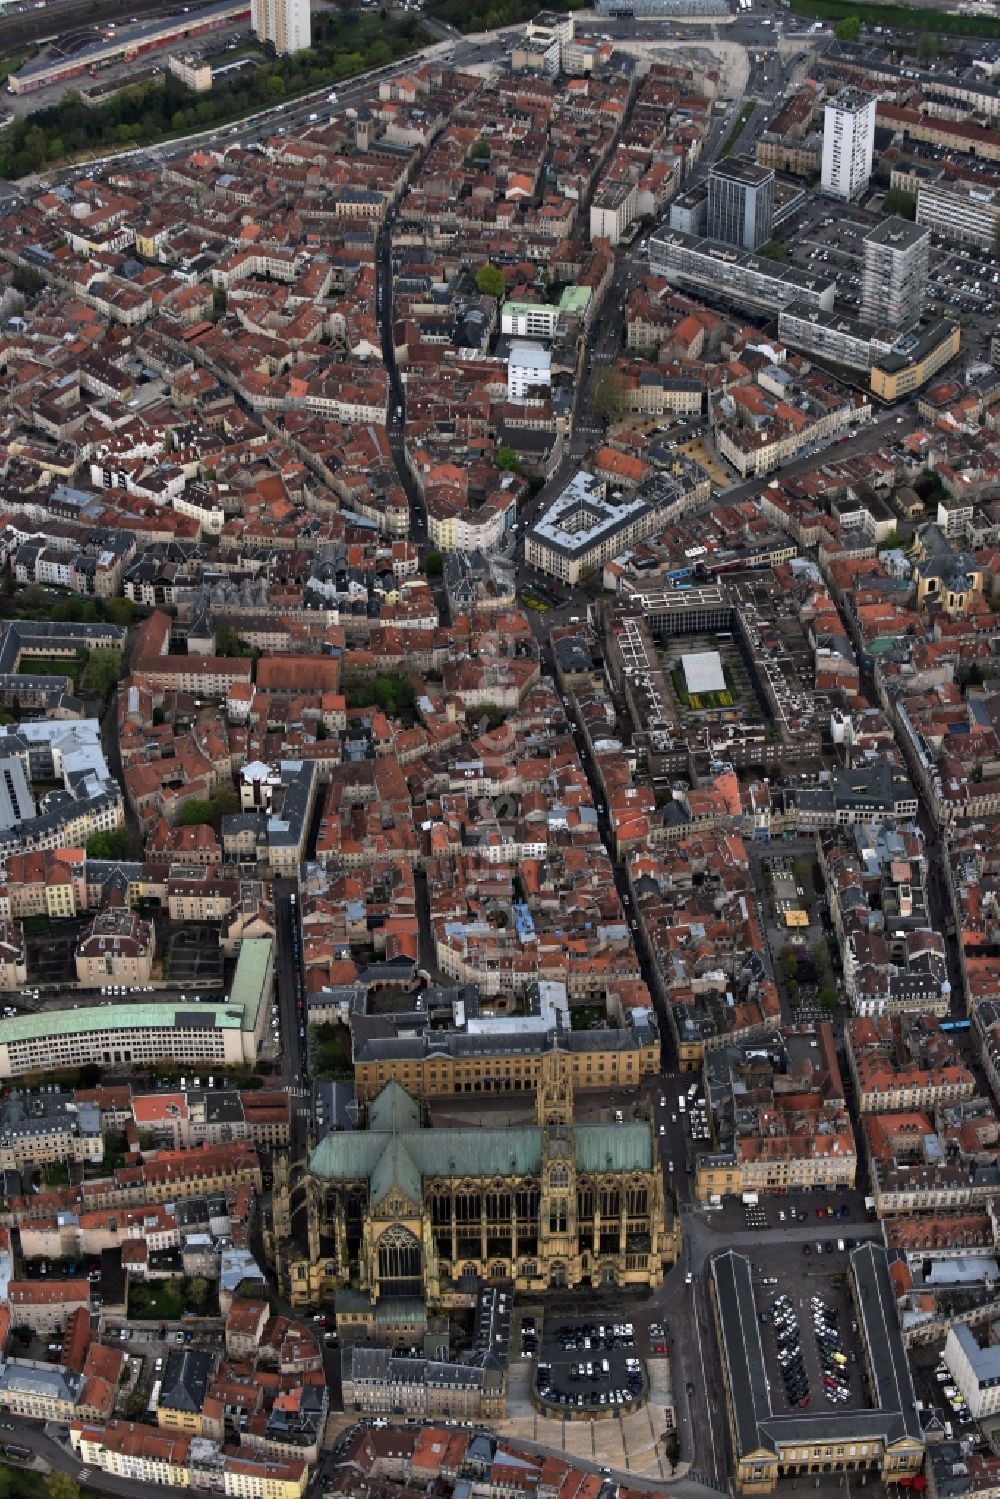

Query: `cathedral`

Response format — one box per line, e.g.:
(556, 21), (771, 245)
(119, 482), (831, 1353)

(277, 1051), (675, 1312)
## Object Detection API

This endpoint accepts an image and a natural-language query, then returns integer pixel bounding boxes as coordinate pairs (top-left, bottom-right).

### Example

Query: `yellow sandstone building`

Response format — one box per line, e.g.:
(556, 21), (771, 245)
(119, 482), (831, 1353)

(274, 1052), (676, 1312)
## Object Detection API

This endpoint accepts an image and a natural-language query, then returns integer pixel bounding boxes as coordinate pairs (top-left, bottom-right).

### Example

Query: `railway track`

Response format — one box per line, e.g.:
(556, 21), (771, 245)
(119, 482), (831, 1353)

(0, 0), (191, 63)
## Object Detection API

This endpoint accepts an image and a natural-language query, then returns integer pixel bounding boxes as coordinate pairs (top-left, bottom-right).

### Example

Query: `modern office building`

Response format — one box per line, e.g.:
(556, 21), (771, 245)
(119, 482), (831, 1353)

(861, 217), (931, 331)
(706, 156), (774, 251)
(822, 88), (876, 201)
(251, 0), (309, 54)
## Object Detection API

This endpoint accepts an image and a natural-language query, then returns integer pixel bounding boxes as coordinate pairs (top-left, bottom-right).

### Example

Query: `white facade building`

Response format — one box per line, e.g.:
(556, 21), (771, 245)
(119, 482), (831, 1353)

(251, 0), (309, 55)
(822, 88), (876, 202)
(507, 340), (552, 403)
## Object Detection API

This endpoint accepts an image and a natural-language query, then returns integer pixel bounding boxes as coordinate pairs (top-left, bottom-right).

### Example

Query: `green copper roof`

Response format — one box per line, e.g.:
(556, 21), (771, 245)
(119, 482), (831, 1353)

(0, 1002), (245, 1044)
(368, 1080), (420, 1135)
(576, 1123), (652, 1172)
(308, 1083), (654, 1184)
(370, 1135), (421, 1206)
(229, 938), (273, 1026)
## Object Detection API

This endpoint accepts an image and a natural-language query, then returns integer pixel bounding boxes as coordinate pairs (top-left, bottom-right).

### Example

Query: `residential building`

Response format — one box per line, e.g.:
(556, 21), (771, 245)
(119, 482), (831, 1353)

(251, 0), (309, 54)
(696, 1026), (857, 1201)
(861, 217), (931, 331)
(506, 341), (552, 404)
(822, 88), (876, 201)
(500, 301), (561, 340)
(648, 229), (837, 315)
(945, 1325), (1000, 1420)
(7, 1280), (91, 1334)
(706, 156), (774, 251)
(590, 180), (637, 247)
(525, 469), (696, 585)
(869, 320), (962, 401)
(167, 53), (212, 90)
(0, 1360), (82, 1421)
(0, 1086), (103, 1169)
(75, 905), (155, 986)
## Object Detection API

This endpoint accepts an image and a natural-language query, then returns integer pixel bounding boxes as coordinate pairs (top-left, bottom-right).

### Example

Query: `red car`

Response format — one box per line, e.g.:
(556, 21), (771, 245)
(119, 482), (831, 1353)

(798, 1396), (810, 1408)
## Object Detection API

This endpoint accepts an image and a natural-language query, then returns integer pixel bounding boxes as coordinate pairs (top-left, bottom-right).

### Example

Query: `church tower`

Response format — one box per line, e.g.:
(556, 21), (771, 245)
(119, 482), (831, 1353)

(537, 1046), (578, 1287)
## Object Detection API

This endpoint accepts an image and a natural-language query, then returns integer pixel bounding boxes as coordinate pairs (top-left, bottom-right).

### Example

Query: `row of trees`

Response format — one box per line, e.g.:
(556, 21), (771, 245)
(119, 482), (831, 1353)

(0, 11), (426, 177)
(835, 10), (942, 54)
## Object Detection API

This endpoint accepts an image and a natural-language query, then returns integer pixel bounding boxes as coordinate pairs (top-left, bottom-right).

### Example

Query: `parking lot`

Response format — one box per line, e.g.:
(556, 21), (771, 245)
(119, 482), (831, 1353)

(535, 1316), (646, 1416)
(755, 1245), (871, 1415)
(909, 1342), (978, 1441)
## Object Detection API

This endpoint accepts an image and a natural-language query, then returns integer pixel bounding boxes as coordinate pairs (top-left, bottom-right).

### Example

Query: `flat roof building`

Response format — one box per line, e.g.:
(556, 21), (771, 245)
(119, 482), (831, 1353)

(707, 155), (774, 252)
(823, 87), (876, 202)
(648, 229), (836, 315)
(681, 650), (726, 696)
(862, 217), (931, 332)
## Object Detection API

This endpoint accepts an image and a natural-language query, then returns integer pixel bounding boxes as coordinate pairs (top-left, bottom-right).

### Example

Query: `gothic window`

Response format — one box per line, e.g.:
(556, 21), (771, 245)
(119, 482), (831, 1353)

(377, 1224), (422, 1283)
(486, 1190), (511, 1222)
(549, 1164), (569, 1190)
(626, 1184), (648, 1217)
(455, 1191), (481, 1224)
(515, 1186), (540, 1219)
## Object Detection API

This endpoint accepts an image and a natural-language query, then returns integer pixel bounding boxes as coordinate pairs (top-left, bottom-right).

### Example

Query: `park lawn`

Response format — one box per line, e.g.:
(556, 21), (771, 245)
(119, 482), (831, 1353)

(128, 1279), (185, 1321)
(571, 1004), (605, 1031)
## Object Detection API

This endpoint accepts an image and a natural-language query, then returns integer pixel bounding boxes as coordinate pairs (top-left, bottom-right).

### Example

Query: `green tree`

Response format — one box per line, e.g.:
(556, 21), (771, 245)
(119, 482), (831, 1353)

(916, 29), (940, 61)
(834, 14), (860, 40)
(471, 138), (490, 160)
(345, 673), (417, 720)
(216, 625), (252, 657)
(86, 828), (134, 860)
(81, 646), (124, 697)
(426, 550), (444, 578)
(105, 596), (136, 627)
(11, 265), (43, 296)
(180, 798), (213, 827)
(819, 987), (838, 1010)
(757, 240), (789, 263)
(590, 366), (627, 423)
(44, 1476), (81, 1499)
(475, 263), (505, 299)
(496, 446), (521, 472)
(24, 124), (48, 170)
(883, 186), (917, 220)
